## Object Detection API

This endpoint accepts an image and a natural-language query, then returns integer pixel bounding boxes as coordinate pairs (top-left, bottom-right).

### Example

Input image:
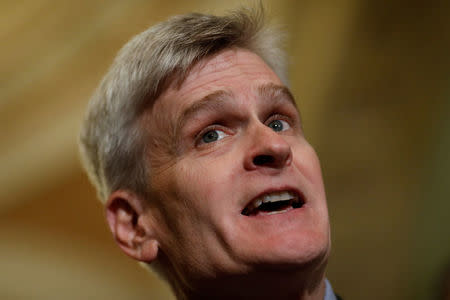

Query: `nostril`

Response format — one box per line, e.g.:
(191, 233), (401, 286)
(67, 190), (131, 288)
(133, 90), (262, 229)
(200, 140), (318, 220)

(253, 155), (275, 166)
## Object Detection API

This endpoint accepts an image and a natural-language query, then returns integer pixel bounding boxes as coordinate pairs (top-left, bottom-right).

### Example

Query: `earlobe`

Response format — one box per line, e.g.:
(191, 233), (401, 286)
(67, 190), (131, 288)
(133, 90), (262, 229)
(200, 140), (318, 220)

(105, 191), (159, 263)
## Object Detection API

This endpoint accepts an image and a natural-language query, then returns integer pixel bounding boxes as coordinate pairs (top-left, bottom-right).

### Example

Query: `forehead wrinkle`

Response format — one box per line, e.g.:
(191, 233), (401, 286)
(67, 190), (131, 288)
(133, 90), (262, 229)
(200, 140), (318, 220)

(175, 83), (298, 138)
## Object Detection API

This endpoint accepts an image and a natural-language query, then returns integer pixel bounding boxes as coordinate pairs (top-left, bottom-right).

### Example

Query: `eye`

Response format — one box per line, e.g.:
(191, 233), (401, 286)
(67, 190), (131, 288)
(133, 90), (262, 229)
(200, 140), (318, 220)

(267, 119), (290, 132)
(201, 129), (227, 143)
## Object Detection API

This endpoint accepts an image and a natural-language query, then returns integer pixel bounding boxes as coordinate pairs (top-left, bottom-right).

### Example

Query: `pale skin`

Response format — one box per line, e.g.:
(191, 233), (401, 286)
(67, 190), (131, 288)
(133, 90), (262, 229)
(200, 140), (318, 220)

(106, 48), (331, 299)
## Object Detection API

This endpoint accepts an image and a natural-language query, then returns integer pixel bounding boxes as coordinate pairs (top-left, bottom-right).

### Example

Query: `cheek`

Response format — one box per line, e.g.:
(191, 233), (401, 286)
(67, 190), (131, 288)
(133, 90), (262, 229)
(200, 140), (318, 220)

(292, 139), (324, 187)
(174, 155), (242, 232)
(173, 160), (224, 215)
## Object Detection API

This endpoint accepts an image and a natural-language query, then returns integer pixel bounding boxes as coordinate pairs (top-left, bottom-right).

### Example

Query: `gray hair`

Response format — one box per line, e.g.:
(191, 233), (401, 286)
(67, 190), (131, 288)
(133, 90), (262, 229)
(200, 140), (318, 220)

(79, 6), (288, 203)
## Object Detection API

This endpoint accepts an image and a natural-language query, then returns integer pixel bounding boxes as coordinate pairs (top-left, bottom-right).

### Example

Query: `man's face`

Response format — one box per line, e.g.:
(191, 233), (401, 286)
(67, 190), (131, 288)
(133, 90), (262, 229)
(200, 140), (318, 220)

(145, 48), (330, 288)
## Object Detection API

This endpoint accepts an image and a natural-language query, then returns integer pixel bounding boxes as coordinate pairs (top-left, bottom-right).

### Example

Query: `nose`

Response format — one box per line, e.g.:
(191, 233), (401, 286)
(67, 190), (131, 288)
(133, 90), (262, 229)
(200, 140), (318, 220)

(243, 123), (292, 171)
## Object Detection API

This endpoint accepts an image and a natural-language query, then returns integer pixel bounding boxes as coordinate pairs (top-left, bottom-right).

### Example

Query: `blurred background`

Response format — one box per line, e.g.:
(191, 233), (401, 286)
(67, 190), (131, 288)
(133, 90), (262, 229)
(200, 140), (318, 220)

(1, 0), (449, 299)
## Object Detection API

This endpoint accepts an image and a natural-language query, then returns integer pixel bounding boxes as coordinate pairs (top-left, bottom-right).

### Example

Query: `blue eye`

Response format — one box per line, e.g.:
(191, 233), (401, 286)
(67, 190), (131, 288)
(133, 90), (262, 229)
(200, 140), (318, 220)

(268, 119), (290, 132)
(201, 129), (227, 143)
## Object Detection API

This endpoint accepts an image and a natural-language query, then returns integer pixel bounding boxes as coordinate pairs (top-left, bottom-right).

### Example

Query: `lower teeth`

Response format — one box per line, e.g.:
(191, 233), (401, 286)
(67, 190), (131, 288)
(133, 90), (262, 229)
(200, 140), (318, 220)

(266, 207), (292, 215)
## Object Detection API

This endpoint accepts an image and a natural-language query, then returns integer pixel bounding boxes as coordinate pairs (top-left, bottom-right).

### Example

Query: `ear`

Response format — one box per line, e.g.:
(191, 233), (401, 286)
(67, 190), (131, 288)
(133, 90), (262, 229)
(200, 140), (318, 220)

(105, 190), (159, 263)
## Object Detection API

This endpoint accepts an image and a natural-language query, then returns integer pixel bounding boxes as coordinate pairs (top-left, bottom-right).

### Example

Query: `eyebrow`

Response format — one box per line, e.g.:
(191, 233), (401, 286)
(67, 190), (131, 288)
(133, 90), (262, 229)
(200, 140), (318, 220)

(175, 83), (297, 137)
(175, 90), (232, 135)
(257, 83), (297, 107)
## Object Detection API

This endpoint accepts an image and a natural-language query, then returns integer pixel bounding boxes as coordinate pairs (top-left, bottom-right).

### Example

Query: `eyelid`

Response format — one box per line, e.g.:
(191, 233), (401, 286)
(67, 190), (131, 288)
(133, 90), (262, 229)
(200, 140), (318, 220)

(266, 113), (294, 129)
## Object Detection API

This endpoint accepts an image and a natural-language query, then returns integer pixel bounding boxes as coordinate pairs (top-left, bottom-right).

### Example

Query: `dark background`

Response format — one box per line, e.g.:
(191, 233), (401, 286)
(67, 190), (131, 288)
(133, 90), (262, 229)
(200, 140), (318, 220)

(1, 1), (449, 299)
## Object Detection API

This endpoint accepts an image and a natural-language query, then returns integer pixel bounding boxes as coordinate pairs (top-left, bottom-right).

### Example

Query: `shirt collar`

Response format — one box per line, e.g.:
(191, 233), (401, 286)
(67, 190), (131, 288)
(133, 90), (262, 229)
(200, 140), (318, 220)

(324, 278), (337, 300)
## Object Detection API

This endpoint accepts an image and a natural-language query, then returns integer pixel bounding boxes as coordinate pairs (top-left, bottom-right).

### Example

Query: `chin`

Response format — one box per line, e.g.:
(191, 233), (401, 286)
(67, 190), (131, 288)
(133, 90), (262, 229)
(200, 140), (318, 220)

(222, 225), (330, 278)
(195, 236), (330, 300)
(262, 231), (330, 270)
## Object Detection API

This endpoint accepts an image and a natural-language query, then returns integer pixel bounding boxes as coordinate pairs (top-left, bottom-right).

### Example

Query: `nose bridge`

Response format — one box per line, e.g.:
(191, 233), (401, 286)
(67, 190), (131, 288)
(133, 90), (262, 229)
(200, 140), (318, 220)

(243, 120), (292, 170)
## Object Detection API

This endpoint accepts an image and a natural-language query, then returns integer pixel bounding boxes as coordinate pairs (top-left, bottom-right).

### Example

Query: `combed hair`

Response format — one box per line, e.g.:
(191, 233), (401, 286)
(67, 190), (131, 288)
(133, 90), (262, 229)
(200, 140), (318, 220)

(79, 6), (288, 204)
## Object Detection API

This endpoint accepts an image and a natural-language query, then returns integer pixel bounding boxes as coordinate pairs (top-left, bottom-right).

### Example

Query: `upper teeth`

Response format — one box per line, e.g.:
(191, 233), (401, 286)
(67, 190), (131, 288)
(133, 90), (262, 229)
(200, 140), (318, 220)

(251, 191), (296, 209)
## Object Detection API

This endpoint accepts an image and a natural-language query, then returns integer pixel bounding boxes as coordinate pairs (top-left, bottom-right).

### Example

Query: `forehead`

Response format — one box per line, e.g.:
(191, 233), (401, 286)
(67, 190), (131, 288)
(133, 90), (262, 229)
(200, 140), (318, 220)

(178, 48), (282, 98)
(153, 48), (284, 116)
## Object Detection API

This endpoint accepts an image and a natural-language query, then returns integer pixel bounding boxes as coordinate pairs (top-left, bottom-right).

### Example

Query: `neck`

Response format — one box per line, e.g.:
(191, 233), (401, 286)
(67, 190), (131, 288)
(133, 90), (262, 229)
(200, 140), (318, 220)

(174, 263), (327, 300)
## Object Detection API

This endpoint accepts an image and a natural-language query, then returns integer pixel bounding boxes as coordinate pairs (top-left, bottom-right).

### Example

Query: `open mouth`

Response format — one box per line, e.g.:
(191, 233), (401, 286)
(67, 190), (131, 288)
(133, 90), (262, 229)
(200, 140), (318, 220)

(241, 190), (304, 216)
